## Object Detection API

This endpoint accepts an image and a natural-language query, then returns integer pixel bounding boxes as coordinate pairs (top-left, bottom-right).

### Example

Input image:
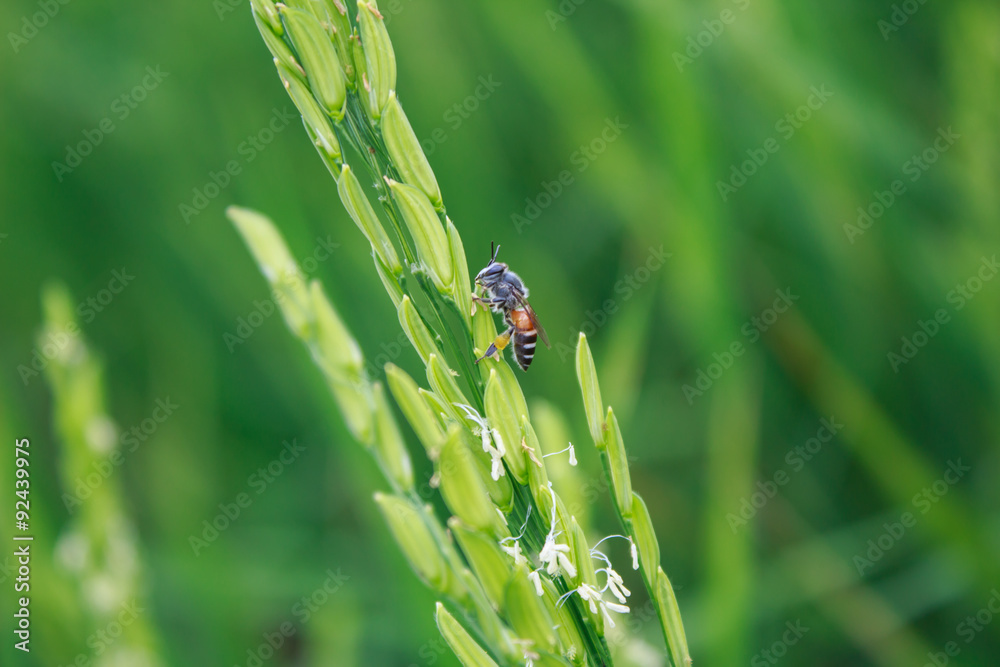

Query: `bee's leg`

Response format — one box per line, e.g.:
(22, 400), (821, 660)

(472, 295), (507, 311)
(471, 295), (489, 316)
(470, 294), (487, 316)
(475, 326), (514, 364)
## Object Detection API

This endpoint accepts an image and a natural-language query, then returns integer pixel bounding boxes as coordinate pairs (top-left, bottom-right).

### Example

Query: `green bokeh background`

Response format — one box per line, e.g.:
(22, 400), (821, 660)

(2, 0), (999, 665)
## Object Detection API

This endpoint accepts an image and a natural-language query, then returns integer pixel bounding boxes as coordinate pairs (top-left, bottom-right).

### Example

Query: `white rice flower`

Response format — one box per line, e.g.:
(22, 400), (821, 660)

(542, 442), (577, 467)
(500, 537), (528, 567)
(589, 535), (633, 604)
(487, 429), (506, 480)
(557, 546), (633, 629)
(490, 428), (506, 457)
(452, 403), (506, 480)
(538, 484), (576, 578)
(527, 569), (544, 596)
(600, 567), (631, 604)
(601, 600), (630, 628)
(539, 533), (577, 579)
(576, 583), (604, 614)
(572, 583), (630, 628)
(454, 403), (492, 451)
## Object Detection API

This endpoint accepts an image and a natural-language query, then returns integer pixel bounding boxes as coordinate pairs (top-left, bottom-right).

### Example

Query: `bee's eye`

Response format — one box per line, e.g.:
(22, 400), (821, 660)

(477, 264), (501, 281)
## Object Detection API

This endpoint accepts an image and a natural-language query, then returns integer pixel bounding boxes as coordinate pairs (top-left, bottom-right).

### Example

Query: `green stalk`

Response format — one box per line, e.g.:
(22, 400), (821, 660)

(237, 3), (687, 665)
(334, 91), (485, 405)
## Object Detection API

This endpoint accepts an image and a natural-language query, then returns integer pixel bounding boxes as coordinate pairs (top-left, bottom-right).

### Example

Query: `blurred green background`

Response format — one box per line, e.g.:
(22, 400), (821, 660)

(2, 0), (999, 665)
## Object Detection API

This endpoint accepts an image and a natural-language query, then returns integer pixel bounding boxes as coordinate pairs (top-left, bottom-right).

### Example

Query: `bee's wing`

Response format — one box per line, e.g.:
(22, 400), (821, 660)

(518, 300), (550, 348)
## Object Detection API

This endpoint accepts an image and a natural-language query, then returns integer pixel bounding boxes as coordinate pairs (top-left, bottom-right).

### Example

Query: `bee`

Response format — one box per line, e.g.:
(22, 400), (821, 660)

(473, 243), (550, 370)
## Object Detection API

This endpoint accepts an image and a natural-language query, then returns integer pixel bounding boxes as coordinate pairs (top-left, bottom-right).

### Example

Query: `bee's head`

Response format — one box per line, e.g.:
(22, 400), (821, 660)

(475, 260), (507, 286)
(475, 242), (505, 285)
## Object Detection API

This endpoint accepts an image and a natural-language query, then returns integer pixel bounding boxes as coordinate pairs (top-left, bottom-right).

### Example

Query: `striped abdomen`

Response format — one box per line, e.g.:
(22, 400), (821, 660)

(510, 308), (537, 370)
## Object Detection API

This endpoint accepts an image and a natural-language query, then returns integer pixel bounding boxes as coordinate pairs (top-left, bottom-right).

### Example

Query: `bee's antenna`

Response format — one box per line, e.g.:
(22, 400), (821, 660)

(490, 242), (500, 264)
